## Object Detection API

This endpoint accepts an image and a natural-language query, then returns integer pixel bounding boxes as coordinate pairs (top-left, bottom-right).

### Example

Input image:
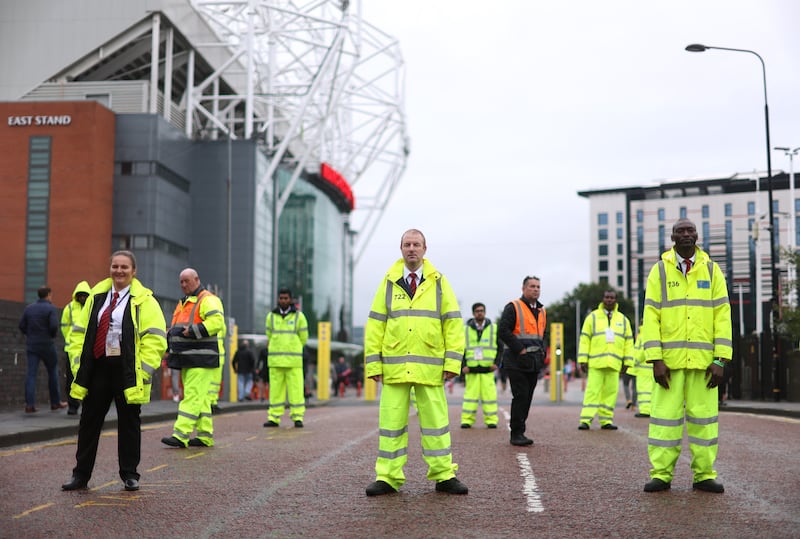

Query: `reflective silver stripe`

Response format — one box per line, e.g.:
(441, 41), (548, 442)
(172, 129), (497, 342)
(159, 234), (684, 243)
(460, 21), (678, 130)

(650, 417), (684, 427)
(388, 309), (440, 319)
(463, 398), (479, 404)
(380, 426), (408, 437)
(644, 298), (661, 309)
(444, 350), (462, 360)
(369, 310), (388, 322)
(271, 329), (300, 334)
(586, 352), (624, 362)
(365, 354), (381, 364)
(205, 309), (222, 316)
(715, 338), (733, 347)
(420, 425), (449, 436)
(687, 415), (718, 425)
(688, 436), (718, 446)
(422, 447), (451, 457)
(643, 341), (661, 349)
(141, 363), (156, 376)
(662, 298), (720, 309)
(200, 411), (212, 418)
(661, 341), (715, 351)
(72, 324), (86, 334)
(178, 410), (200, 421)
(196, 430), (213, 439)
(442, 310), (461, 320)
(378, 447), (408, 459)
(648, 437), (682, 447)
(382, 355), (444, 366)
(140, 327), (166, 338)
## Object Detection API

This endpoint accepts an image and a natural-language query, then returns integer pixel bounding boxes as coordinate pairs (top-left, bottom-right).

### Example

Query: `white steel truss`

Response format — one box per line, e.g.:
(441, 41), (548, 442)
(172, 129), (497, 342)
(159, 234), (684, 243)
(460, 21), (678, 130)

(188, 0), (409, 263)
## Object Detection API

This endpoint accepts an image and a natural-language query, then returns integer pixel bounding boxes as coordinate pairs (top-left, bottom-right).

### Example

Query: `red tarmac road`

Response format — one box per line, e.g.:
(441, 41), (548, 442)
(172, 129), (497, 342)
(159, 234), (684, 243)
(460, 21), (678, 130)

(2, 386), (799, 538)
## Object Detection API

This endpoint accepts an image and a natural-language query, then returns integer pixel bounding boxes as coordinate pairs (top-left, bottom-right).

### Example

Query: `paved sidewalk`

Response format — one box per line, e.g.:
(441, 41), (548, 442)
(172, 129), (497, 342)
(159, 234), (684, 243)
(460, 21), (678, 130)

(2, 380), (799, 449)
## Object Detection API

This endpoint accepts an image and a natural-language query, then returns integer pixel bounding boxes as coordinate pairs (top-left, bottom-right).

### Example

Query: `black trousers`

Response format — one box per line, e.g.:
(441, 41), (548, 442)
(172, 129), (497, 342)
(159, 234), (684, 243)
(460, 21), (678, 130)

(73, 357), (142, 482)
(507, 368), (539, 436)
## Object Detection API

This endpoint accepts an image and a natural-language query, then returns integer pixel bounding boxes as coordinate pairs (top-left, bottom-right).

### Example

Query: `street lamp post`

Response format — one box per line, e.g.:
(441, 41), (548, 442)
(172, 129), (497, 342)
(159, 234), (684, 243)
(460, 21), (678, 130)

(685, 43), (781, 401)
(775, 146), (800, 306)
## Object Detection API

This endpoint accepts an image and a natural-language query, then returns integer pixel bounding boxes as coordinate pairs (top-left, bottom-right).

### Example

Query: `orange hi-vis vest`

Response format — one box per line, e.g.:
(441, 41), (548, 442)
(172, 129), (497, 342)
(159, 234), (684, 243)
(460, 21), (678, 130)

(511, 299), (546, 350)
(168, 290), (221, 368)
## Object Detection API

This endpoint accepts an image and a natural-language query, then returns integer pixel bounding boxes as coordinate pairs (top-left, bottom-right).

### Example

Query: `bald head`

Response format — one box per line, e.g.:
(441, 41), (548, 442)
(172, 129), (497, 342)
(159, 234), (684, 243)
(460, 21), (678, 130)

(179, 268), (201, 296)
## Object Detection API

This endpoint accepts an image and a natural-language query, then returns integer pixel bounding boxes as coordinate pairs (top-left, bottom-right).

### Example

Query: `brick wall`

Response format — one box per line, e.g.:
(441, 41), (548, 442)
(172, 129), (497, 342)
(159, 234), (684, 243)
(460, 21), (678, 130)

(0, 299), (164, 412)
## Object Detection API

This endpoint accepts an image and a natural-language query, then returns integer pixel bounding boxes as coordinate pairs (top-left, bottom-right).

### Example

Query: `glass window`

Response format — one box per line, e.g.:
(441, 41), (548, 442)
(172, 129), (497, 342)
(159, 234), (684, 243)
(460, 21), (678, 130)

(748, 201), (755, 215)
(25, 136), (51, 304)
(636, 226), (643, 254)
(599, 260), (608, 272)
(636, 209), (643, 223)
(617, 259), (623, 271)
(658, 224), (665, 253)
(617, 275), (624, 287)
(702, 205), (709, 218)
(617, 244), (623, 255)
(599, 229), (608, 241)
(599, 245), (608, 256)
(616, 212), (623, 224)
(702, 222), (710, 251)
(616, 227), (623, 240)
(679, 207), (687, 219)
(658, 208), (665, 221)
(725, 203), (732, 217)
(598, 213), (608, 226)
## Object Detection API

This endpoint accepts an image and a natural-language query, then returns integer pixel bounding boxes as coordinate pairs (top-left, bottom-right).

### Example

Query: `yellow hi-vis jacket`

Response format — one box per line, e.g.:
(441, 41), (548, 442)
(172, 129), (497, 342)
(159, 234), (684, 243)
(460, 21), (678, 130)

(578, 303), (634, 371)
(365, 258), (464, 385)
(61, 280), (91, 375)
(67, 278), (167, 404)
(464, 320), (498, 372)
(265, 306), (308, 368)
(642, 247), (733, 369)
(167, 289), (226, 369)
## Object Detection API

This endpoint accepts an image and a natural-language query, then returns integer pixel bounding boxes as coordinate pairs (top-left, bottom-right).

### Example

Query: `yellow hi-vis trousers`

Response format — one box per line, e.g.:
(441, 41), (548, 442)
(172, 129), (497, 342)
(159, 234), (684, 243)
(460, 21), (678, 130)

(173, 367), (215, 446)
(209, 358), (223, 406)
(267, 366), (305, 424)
(578, 367), (621, 426)
(648, 368), (719, 483)
(375, 383), (458, 490)
(634, 364), (654, 415)
(460, 372), (498, 426)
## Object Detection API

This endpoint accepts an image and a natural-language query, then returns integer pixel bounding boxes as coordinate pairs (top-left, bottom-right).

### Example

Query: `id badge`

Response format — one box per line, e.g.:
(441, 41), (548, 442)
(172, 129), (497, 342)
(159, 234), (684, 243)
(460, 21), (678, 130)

(474, 348), (484, 360)
(605, 327), (615, 343)
(106, 329), (121, 357)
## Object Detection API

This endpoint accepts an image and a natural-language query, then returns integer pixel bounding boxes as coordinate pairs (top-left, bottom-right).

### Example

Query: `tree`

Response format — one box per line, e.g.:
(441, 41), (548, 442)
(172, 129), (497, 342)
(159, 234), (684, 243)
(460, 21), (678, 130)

(546, 283), (636, 363)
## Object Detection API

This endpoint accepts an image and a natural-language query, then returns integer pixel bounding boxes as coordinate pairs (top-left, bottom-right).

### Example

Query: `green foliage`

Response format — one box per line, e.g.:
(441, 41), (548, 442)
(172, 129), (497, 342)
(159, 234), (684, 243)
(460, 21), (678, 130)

(546, 282), (636, 362)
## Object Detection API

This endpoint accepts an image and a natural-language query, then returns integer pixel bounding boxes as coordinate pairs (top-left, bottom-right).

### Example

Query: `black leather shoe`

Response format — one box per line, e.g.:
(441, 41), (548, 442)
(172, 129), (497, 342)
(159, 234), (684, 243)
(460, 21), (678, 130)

(365, 480), (397, 496)
(62, 476), (89, 491)
(435, 477), (468, 494)
(634, 412), (650, 418)
(693, 479), (724, 493)
(294, 420), (304, 428)
(644, 478), (671, 492)
(601, 424), (619, 430)
(460, 423), (471, 429)
(188, 438), (208, 447)
(161, 436), (186, 448)
(510, 434), (534, 446)
(67, 408), (78, 415)
(487, 424), (497, 429)
(123, 478), (139, 491)
(263, 420), (279, 427)
(578, 423), (590, 430)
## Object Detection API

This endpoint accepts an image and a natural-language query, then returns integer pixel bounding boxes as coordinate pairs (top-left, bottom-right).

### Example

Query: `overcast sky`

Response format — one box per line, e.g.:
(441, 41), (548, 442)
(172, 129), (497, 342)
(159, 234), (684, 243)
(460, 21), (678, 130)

(350, 1), (800, 323)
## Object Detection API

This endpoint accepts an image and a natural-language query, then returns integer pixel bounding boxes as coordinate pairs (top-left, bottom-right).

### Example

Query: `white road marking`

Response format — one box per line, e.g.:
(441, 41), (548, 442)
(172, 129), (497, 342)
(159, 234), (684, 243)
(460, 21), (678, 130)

(516, 453), (544, 513)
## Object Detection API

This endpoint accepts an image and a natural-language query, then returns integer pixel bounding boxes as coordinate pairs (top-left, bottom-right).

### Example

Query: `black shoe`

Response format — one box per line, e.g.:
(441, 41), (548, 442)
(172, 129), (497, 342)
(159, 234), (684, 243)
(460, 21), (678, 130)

(644, 478), (671, 492)
(578, 423), (590, 430)
(487, 424), (498, 429)
(123, 478), (139, 491)
(460, 423), (471, 429)
(625, 400), (633, 409)
(67, 408), (78, 415)
(634, 413), (650, 418)
(188, 438), (208, 447)
(62, 476), (89, 491)
(161, 436), (186, 448)
(693, 479), (724, 493)
(294, 420), (304, 428)
(263, 420), (279, 427)
(365, 480), (397, 496)
(435, 477), (468, 494)
(601, 424), (619, 430)
(211, 405), (222, 415)
(510, 434), (534, 446)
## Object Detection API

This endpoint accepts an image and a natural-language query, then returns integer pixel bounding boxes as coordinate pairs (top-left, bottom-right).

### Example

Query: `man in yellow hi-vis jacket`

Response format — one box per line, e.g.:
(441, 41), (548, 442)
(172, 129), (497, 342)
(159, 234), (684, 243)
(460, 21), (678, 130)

(642, 219), (732, 494)
(364, 229), (468, 496)
(577, 290), (634, 430)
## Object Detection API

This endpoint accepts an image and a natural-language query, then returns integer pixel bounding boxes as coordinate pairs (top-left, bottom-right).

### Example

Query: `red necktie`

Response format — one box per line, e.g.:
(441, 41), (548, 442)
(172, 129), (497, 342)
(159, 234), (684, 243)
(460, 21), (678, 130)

(94, 291), (119, 358)
(408, 272), (417, 297)
(685, 259), (692, 276)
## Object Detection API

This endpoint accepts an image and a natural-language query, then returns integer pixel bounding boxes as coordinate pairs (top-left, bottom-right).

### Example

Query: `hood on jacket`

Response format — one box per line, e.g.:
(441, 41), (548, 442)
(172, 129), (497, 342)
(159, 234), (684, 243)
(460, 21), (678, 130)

(71, 280), (91, 301)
